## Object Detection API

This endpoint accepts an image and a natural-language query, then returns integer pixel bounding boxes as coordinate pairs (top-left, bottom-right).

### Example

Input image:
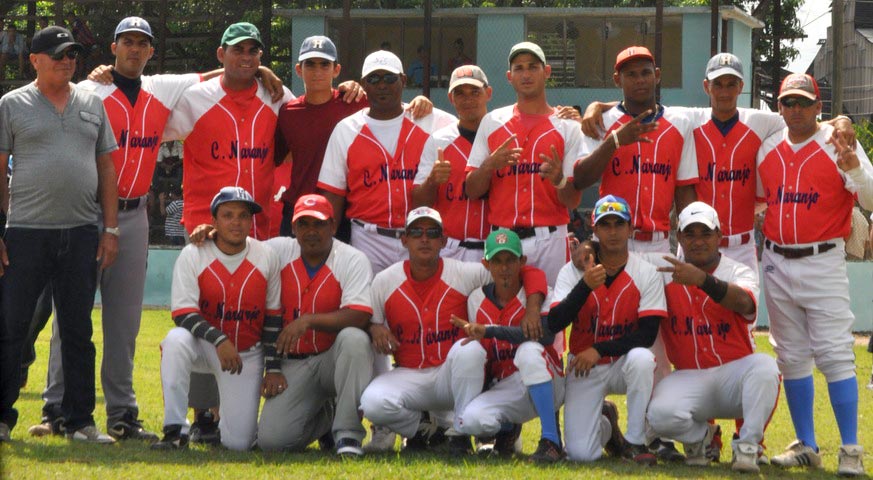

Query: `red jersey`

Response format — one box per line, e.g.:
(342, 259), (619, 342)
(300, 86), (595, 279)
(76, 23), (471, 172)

(581, 105), (698, 233)
(756, 124), (873, 245)
(661, 255), (758, 370)
(467, 105), (580, 228)
(79, 73), (200, 199)
(414, 124), (490, 240)
(552, 253), (666, 365)
(164, 77), (294, 239)
(171, 238), (282, 351)
(467, 286), (561, 381)
(266, 237), (373, 355)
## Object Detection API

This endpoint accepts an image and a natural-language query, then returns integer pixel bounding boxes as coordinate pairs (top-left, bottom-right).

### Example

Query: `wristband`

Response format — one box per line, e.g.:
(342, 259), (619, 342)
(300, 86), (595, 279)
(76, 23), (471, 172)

(553, 176), (568, 189)
(104, 226), (120, 236)
(611, 130), (620, 149)
(700, 273), (729, 303)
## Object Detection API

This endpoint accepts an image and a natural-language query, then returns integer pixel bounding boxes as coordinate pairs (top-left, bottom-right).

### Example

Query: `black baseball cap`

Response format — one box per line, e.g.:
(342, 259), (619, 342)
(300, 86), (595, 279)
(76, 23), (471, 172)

(299, 35), (337, 62)
(115, 16), (154, 41)
(210, 186), (262, 216)
(31, 26), (83, 56)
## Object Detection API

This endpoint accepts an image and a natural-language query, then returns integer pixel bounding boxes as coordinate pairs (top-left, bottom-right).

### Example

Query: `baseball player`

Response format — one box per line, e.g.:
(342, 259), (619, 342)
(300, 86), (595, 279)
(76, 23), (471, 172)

(164, 22), (293, 240)
(256, 194), (374, 457)
(548, 195), (665, 464)
(152, 187), (282, 451)
(647, 202), (780, 473)
(450, 229), (565, 462)
(412, 65), (493, 262)
(317, 50), (455, 275)
(572, 46), (698, 257)
(359, 207), (548, 453)
(465, 42), (582, 287)
(756, 73), (873, 476)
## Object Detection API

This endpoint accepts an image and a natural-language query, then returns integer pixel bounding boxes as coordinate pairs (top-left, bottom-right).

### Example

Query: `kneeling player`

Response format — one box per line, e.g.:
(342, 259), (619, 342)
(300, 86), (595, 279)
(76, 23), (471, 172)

(451, 229), (564, 462)
(647, 202), (779, 473)
(153, 187), (282, 451)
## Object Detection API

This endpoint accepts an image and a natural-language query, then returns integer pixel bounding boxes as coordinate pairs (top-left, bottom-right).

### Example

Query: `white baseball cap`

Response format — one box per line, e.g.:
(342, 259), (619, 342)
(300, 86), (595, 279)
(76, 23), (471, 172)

(406, 206), (442, 228)
(678, 201), (720, 232)
(361, 50), (403, 79)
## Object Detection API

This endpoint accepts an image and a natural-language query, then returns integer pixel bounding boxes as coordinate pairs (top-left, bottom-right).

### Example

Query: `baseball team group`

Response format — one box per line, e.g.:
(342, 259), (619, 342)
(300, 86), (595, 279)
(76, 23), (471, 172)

(0, 13), (870, 477)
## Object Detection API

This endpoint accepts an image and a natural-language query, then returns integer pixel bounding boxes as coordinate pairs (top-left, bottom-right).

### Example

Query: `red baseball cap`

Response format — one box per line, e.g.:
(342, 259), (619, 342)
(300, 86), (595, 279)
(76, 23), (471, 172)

(292, 194), (334, 222)
(615, 46), (654, 72)
(778, 73), (820, 101)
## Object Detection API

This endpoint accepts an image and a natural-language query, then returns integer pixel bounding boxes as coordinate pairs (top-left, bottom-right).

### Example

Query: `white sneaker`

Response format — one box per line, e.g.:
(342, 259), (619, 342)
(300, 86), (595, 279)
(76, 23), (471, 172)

(683, 423), (716, 466)
(363, 425), (396, 452)
(731, 442), (760, 473)
(838, 444), (865, 477)
(66, 425), (116, 444)
(771, 439), (821, 468)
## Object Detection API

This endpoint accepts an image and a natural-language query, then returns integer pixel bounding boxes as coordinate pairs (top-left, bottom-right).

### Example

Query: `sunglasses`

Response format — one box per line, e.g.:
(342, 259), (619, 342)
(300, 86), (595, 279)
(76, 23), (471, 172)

(50, 49), (79, 61)
(779, 96), (816, 108)
(406, 227), (442, 239)
(595, 201), (629, 216)
(365, 73), (400, 85)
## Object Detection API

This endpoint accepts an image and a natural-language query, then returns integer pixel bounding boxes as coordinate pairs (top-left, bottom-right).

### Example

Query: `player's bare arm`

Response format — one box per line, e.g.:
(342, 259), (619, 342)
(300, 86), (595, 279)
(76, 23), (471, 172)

(539, 145), (582, 210)
(825, 115), (856, 148)
(0, 155), (7, 273)
(368, 323), (399, 355)
(579, 101), (619, 139)
(96, 152), (119, 270)
(215, 339), (243, 375)
(568, 347), (601, 377)
(188, 223), (217, 245)
(673, 184), (697, 214)
(412, 147), (451, 207)
(450, 314), (486, 345)
(405, 95), (434, 120)
(554, 105), (581, 124)
(520, 290), (546, 340)
(572, 109), (656, 190)
(319, 190), (346, 228)
(275, 309), (371, 355)
(261, 372), (287, 399)
(658, 256), (755, 316)
(337, 80), (365, 103)
(465, 134), (521, 199)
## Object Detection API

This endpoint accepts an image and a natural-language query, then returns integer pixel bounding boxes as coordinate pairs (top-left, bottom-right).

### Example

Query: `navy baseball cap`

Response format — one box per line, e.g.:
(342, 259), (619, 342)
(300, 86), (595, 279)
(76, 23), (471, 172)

(210, 186), (262, 216)
(31, 26), (83, 56)
(115, 16), (153, 41)
(592, 195), (631, 225)
(299, 35), (337, 62)
(705, 53), (743, 82)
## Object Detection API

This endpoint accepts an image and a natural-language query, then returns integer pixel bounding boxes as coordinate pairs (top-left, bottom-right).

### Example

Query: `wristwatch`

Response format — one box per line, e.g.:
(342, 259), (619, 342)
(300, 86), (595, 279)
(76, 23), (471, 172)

(104, 226), (121, 236)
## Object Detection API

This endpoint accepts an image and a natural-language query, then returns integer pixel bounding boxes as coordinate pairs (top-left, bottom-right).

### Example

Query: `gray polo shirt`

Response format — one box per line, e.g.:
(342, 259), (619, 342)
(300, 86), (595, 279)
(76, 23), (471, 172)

(0, 82), (117, 228)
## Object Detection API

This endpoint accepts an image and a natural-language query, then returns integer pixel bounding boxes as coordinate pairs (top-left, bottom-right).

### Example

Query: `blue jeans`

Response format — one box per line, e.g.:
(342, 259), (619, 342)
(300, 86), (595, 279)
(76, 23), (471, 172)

(0, 225), (99, 431)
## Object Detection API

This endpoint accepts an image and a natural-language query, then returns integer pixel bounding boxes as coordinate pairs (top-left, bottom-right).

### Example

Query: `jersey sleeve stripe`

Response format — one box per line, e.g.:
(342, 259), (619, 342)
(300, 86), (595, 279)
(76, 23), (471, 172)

(316, 181), (347, 197)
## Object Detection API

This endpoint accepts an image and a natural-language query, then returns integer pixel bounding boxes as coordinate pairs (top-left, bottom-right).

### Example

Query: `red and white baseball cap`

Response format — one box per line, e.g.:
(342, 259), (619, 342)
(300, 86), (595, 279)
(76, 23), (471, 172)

(678, 201), (721, 232)
(292, 194), (334, 222)
(449, 65), (488, 92)
(777, 73), (820, 101)
(615, 46), (654, 72)
(406, 206), (443, 228)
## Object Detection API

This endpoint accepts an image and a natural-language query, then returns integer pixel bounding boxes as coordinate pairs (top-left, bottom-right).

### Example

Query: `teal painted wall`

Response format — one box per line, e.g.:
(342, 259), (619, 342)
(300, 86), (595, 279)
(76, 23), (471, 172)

(290, 16), (328, 95)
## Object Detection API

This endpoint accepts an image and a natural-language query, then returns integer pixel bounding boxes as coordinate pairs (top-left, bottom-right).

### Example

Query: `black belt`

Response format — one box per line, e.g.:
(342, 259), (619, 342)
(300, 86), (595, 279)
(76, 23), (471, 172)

(494, 225), (557, 240)
(459, 240), (485, 249)
(285, 353), (315, 360)
(352, 219), (404, 239)
(765, 240), (835, 259)
(118, 197), (141, 211)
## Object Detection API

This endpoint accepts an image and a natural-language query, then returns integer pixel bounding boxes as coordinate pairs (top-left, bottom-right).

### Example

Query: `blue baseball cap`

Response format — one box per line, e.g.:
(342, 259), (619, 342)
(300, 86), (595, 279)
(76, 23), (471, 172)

(210, 186), (262, 216)
(114, 17), (153, 41)
(592, 195), (631, 225)
(299, 35), (337, 62)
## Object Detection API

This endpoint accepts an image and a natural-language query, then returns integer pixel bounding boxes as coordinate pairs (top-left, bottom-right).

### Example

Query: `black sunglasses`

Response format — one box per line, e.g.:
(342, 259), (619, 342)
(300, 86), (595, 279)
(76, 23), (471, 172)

(779, 96), (815, 108)
(50, 49), (79, 61)
(406, 227), (442, 239)
(365, 73), (400, 85)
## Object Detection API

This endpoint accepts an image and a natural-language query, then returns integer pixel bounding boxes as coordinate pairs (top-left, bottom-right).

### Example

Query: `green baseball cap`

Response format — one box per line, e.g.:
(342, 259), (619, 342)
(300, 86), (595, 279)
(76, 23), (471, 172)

(221, 22), (263, 48)
(484, 229), (523, 261)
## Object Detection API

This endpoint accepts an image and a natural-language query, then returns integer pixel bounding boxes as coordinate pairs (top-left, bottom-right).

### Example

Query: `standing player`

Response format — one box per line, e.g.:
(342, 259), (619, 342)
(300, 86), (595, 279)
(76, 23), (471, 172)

(317, 50), (455, 274)
(164, 22), (293, 240)
(465, 41), (581, 286)
(647, 202), (780, 473)
(152, 187), (282, 451)
(757, 73), (873, 476)
(572, 46), (698, 256)
(412, 65), (492, 261)
(257, 194), (374, 457)
(548, 195), (665, 464)
(450, 229), (565, 462)
(359, 207), (548, 453)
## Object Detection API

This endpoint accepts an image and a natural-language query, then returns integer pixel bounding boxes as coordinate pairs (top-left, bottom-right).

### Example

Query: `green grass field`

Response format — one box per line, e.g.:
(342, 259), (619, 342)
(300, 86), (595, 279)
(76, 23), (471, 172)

(1, 309), (871, 479)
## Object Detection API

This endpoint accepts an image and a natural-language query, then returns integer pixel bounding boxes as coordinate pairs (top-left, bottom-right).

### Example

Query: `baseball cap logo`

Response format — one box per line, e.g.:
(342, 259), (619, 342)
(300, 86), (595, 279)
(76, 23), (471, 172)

(56, 32), (70, 39)
(131, 19), (142, 27)
(495, 233), (508, 244)
(303, 197), (317, 206)
(719, 54), (732, 66)
(457, 67), (474, 78)
(311, 38), (324, 49)
(783, 76), (809, 89)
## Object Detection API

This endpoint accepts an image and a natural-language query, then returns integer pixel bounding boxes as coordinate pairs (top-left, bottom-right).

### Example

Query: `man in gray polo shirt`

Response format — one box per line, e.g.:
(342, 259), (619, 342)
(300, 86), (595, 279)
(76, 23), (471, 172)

(0, 25), (119, 443)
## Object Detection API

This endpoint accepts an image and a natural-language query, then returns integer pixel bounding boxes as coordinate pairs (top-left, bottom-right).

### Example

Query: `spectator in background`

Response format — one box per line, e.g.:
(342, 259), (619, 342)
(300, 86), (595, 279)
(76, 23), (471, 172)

(67, 13), (98, 79)
(163, 190), (185, 246)
(448, 38), (472, 71)
(407, 46), (435, 88)
(0, 23), (26, 78)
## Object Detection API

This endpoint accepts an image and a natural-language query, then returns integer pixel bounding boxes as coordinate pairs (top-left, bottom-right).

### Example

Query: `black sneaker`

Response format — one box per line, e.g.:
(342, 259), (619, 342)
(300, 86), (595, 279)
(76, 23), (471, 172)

(150, 425), (189, 450)
(530, 438), (564, 463)
(108, 411), (159, 442)
(602, 400), (627, 458)
(336, 437), (363, 458)
(648, 438), (684, 462)
(624, 442), (657, 466)
(493, 423), (522, 457)
(446, 431), (473, 455)
(318, 431), (336, 451)
(189, 411), (220, 445)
